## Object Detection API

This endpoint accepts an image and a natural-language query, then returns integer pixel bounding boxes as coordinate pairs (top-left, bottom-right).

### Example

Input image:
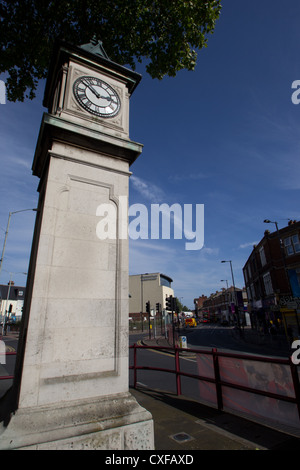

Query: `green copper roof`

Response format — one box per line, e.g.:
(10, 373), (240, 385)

(79, 37), (109, 59)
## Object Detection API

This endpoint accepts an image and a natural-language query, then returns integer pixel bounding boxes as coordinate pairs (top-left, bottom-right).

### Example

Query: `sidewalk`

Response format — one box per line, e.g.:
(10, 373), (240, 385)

(131, 387), (300, 450)
(130, 334), (300, 450)
(230, 326), (291, 356)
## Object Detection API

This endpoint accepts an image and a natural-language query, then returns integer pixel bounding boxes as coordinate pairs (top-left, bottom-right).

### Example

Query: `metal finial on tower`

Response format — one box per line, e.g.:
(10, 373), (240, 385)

(79, 36), (109, 59)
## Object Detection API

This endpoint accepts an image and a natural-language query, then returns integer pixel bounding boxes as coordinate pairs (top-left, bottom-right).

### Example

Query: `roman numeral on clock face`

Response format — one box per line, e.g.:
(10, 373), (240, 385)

(73, 76), (121, 118)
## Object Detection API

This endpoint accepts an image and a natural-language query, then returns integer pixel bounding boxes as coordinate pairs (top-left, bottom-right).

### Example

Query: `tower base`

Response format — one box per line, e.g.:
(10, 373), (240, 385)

(0, 392), (154, 450)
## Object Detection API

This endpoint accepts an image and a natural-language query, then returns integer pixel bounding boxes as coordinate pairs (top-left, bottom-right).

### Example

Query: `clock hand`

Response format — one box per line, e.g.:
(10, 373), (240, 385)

(82, 80), (101, 99)
(99, 95), (118, 104)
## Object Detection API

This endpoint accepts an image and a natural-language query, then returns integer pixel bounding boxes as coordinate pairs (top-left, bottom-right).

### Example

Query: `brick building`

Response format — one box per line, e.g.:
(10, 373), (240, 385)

(193, 295), (207, 317)
(243, 220), (300, 340)
(199, 287), (247, 325)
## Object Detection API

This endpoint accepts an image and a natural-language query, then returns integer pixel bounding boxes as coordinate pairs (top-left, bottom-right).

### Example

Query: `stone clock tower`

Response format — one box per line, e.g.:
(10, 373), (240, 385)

(0, 39), (154, 450)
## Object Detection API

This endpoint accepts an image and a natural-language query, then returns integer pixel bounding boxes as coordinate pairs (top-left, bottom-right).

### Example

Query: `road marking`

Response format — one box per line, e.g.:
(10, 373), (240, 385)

(137, 340), (175, 358)
(135, 340), (197, 362)
(195, 417), (267, 450)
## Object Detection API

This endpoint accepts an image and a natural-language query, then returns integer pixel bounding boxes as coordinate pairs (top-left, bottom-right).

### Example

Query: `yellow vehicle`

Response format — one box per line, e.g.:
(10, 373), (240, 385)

(185, 317), (197, 327)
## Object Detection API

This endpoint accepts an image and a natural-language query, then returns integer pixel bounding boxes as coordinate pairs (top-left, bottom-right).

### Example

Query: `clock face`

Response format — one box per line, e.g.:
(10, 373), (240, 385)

(73, 76), (121, 118)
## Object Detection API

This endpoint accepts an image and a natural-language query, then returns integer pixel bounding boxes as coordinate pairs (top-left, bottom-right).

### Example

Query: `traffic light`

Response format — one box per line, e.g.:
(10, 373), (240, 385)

(146, 301), (150, 314)
(173, 297), (179, 314)
(165, 295), (173, 311)
(156, 302), (161, 313)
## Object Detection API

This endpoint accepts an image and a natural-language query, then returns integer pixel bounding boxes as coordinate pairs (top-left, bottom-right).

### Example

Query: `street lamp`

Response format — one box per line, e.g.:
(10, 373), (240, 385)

(221, 260), (240, 329)
(0, 208), (37, 278)
(221, 261), (236, 295)
(263, 219), (279, 231)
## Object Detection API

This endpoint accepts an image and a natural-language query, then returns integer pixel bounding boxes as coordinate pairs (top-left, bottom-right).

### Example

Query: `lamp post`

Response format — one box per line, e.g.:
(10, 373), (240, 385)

(263, 219), (278, 231)
(0, 208), (37, 278)
(221, 260), (240, 329)
(220, 279), (229, 320)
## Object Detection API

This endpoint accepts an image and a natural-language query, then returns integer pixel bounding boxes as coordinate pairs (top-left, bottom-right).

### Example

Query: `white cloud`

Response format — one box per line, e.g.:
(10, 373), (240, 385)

(200, 246), (219, 256)
(169, 172), (209, 182)
(130, 175), (165, 203)
(239, 241), (258, 249)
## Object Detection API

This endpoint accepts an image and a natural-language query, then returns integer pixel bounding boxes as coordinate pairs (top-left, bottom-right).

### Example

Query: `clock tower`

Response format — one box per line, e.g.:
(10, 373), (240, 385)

(0, 39), (154, 450)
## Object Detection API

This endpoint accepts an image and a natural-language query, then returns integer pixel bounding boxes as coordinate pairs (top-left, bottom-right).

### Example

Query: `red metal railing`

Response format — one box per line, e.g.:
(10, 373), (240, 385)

(2, 342), (300, 426)
(129, 343), (300, 422)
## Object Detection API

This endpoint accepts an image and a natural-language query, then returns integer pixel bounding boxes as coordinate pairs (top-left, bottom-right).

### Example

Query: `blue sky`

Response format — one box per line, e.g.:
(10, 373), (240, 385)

(1, 0), (300, 309)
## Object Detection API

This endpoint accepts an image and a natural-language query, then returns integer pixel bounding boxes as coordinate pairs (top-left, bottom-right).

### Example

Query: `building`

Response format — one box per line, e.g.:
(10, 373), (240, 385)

(200, 287), (248, 325)
(243, 220), (300, 339)
(0, 281), (25, 322)
(194, 295), (207, 318)
(129, 273), (174, 318)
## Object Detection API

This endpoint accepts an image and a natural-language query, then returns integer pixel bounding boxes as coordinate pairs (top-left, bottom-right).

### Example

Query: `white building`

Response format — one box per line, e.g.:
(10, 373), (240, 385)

(0, 282), (25, 322)
(129, 273), (174, 315)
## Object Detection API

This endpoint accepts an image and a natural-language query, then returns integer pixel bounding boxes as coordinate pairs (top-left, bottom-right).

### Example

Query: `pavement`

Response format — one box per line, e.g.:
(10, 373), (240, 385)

(129, 332), (300, 450)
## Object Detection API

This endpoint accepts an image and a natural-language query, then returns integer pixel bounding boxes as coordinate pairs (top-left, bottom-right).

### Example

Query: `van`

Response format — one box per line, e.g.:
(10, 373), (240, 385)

(185, 317), (197, 327)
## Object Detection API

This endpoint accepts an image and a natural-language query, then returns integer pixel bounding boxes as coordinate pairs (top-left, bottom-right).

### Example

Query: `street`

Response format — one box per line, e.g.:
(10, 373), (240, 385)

(179, 323), (290, 357)
(130, 322), (290, 357)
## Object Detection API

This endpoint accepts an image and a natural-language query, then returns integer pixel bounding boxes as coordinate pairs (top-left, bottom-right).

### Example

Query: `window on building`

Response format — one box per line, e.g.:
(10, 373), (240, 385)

(246, 286), (251, 301)
(160, 275), (172, 288)
(287, 267), (300, 297)
(284, 234), (300, 256)
(250, 283), (255, 300)
(259, 246), (267, 266)
(263, 272), (273, 296)
(247, 264), (252, 280)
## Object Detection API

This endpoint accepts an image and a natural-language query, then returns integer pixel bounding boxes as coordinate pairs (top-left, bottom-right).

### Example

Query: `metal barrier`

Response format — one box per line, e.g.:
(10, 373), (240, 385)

(129, 343), (300, 426)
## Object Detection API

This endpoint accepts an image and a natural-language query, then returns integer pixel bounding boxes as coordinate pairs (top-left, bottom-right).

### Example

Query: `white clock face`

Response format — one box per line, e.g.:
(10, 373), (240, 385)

(73, 76), (121, 118)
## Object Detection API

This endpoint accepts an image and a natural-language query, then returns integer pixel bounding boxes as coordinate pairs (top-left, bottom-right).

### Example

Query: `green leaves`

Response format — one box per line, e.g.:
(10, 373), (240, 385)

(0, 0), (222, 101)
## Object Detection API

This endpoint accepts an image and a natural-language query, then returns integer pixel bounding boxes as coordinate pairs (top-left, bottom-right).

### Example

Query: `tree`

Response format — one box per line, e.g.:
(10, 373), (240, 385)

(175, 297), (190, 313)
(0, 0), (222, 102)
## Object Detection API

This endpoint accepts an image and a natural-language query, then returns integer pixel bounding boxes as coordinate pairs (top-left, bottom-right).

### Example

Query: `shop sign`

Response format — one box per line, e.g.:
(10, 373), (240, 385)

(279, 296), (300, 309)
